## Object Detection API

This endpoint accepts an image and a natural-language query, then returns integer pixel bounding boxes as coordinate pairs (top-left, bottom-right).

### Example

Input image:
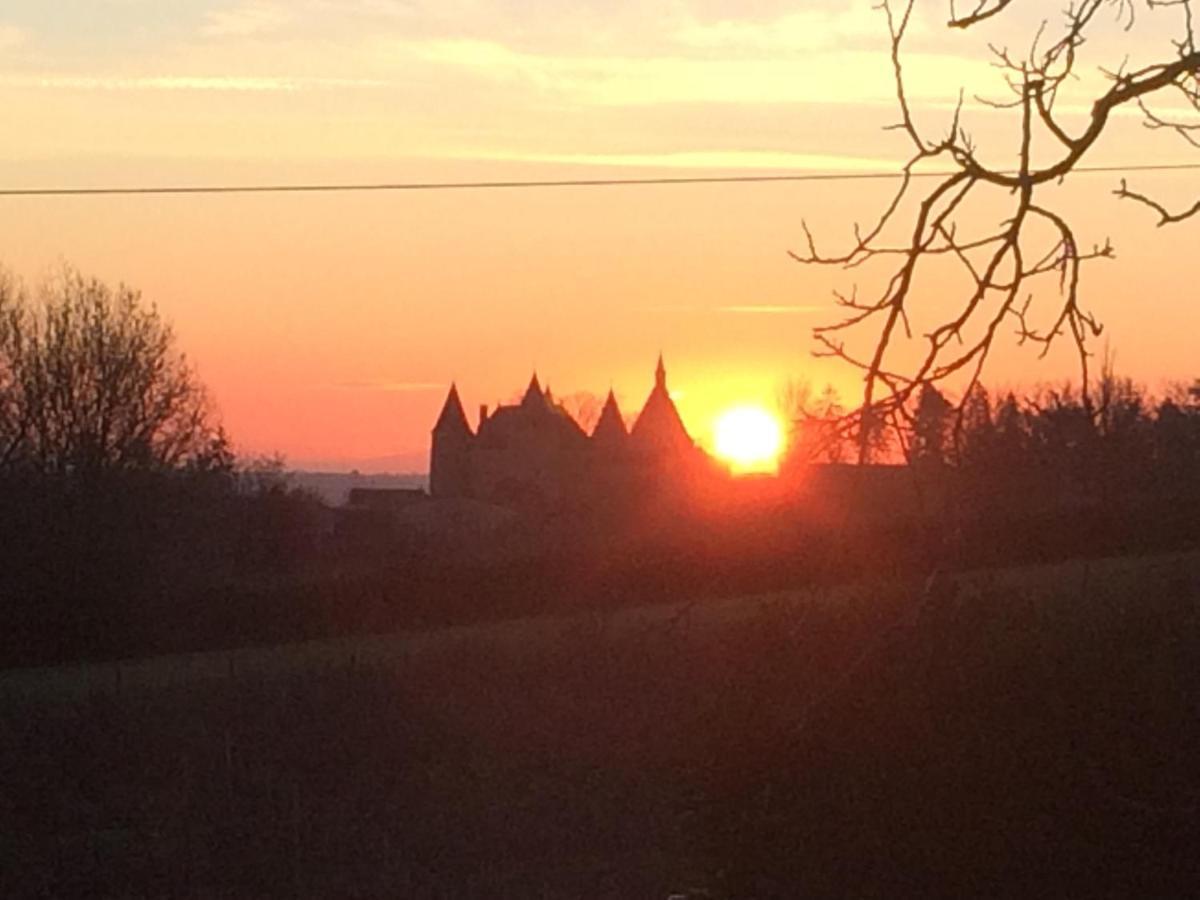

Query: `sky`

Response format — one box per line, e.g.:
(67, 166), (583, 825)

(0, 0), (1196, 470)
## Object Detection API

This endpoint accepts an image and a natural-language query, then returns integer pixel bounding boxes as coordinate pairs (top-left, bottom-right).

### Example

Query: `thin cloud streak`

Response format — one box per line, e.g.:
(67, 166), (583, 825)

(646, 304), (826, 316)
(458, 150), (898, 171)
(202, 2), (295, 38)
(404, 39), (996, 107)
(717, 305), (825, 315)
(325, 381), (445, 393)
(0, 25), (28, 50)
(671, 8), (892, 52)
(0, 74), (386, 92)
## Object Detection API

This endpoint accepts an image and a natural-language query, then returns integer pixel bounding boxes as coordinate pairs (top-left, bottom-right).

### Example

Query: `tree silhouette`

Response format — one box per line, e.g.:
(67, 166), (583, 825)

(956, 383), (994, 466)
(911, 384), (955, 465)
(0, 267), (226, 481)
(794, 0), (1200, 459)
(779, 379), (838, 463)
(558, 390), (605, 432)
(0, 274), (26, 471)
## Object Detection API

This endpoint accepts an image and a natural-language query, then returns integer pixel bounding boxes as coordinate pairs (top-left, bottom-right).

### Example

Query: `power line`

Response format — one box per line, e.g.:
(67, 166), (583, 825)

(0, 161), (1196, 197)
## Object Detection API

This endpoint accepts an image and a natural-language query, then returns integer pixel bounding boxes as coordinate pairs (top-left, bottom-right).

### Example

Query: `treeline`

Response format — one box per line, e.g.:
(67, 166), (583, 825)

(0, 269), (325, 667)
(779, 369), (1200, 567)
(785, 368), (1200, 496)
(914, 374), (1200, 494)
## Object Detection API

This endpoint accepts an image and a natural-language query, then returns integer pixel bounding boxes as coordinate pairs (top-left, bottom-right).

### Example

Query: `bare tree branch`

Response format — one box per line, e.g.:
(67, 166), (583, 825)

(795, 0), (1199, 461)
(949, 0), (1016, 28)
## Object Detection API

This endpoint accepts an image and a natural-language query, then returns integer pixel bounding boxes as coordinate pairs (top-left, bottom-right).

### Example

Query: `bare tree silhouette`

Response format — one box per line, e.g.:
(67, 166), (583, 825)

(558, 390), (605, 432)
(0, 274), (26, 471)
(0, 267), (226, 480)
(794, 0), (1200, 459)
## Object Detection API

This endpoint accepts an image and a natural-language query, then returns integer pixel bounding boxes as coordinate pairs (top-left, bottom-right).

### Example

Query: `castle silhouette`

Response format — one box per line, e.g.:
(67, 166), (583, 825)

(431, 356), (709, 510)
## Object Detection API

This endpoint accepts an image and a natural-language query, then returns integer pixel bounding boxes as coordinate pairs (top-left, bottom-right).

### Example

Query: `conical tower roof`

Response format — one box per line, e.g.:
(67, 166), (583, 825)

(631, 356), (692, 451)
(592, 389), (628, 444)
(433, 383), (472, 435)
(521, 372), (546, 409)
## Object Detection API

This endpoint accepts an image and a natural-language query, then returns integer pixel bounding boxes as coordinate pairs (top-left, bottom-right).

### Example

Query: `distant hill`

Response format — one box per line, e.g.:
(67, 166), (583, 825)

(289, 471), (428, 507)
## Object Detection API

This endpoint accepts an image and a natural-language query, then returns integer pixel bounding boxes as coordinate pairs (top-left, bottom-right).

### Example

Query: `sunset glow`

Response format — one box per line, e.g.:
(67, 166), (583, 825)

(5, 3), (1199, 895)
(0, 2), (1193, 470)
(713, 405), (785, 474)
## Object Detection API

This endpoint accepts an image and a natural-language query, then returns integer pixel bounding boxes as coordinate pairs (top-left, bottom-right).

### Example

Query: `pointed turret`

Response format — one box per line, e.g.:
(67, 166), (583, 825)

(430, 382), (474, 498)
(521, 372), (545, 408)
(631, 355), (693, 455)
(592, 389), (629, 446)
(432, 383), (471, 436)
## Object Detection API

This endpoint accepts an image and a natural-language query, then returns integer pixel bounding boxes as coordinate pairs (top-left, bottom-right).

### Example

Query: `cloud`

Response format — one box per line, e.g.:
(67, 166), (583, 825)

(404, 38), (995, 107)
(200, 0), (426, 42)
(0, 24), (29, 50)
(648, 304), (826, 316)
(717, 305), (825, 315)
(459, 150), (898, 170)
(202, 2), (295, 37)
(671, 8), (889, 52)
(326, 381), (445, 393)
(0, 74), (385, 91)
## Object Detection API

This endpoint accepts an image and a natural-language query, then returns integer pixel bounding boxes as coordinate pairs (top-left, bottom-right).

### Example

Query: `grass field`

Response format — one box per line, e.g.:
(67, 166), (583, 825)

(1, 551), (1188, 701)
(2, 550), (1197, 897)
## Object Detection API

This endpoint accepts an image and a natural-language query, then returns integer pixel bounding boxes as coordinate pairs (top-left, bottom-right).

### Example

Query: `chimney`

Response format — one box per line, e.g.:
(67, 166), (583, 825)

(479, 404), (489, 427)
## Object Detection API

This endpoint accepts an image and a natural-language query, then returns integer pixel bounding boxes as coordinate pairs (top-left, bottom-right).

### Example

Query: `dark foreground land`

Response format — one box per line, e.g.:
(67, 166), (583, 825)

(2, 552), (1198, 898)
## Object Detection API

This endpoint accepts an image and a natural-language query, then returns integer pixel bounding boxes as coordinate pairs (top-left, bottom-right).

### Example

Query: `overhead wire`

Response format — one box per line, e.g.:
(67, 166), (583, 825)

(0, 161), (1196, 197)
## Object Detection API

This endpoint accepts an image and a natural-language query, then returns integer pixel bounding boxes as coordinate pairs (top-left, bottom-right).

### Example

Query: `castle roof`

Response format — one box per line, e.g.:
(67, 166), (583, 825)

(432, 383), (472, 436)
(434, 359), (691, 458)
(476, 374), (588, 450)
(592, 389), (628, 444)
(521, 373), (546, 409)
(631, 356), (692, 452)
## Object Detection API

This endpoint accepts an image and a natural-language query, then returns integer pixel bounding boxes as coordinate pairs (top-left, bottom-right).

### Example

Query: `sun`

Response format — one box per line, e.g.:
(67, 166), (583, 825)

(712, 405), (785, 474)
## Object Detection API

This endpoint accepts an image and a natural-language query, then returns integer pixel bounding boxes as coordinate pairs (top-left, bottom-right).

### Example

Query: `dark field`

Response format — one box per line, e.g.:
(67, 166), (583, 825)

(3, 553), (1198, 898)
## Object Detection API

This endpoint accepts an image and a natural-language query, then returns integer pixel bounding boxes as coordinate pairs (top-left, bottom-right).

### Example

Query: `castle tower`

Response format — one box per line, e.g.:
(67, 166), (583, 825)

(592, 389), (629, 448)
(430, 383), (473, 498)
(631, 355), (693, 455)
(521, 372), (546, 409)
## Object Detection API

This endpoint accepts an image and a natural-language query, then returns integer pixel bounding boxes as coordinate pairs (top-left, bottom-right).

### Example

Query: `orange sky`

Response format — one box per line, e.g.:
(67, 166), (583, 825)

(0, 1), (1196, 470)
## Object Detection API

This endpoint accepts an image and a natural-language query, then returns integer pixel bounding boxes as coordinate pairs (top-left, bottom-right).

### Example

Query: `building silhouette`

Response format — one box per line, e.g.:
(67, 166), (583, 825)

(431, 356), (708, 510)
